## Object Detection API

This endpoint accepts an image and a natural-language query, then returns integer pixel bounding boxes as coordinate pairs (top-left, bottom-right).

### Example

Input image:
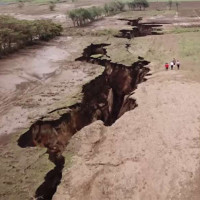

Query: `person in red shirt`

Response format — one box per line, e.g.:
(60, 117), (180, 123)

(165, 63), (169, 70)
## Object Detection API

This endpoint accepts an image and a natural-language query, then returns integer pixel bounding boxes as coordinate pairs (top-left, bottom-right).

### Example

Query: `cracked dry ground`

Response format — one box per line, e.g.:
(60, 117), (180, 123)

(1, 8), (200, 200)
(54, 70), (200, 200)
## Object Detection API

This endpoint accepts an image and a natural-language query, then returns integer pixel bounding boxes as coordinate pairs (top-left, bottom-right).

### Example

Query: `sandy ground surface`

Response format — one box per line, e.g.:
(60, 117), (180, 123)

(54, 69), (200, 200)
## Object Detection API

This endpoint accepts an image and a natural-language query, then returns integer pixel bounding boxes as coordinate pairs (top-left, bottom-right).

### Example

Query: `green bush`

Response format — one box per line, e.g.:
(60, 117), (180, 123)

(88, 6), (103, 20)
(127, 1), (136, 10)
(49, 1), (56, 11)
(127, 0), (149, 11)
(0, 15), (63, 56)
(104, 1), (125, 16)
(68, 6), (104, 26)
(167, 0), (173, 10)
(17, 0), (24, 9)
(68, 1), (126, 26)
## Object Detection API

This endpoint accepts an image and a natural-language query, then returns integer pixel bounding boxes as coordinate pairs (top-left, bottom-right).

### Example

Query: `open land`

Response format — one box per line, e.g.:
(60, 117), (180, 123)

(1, 1), (200, 200)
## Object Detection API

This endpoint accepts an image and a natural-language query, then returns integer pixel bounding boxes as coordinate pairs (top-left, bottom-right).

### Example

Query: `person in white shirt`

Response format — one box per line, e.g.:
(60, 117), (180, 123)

(170, 61), (174, 70)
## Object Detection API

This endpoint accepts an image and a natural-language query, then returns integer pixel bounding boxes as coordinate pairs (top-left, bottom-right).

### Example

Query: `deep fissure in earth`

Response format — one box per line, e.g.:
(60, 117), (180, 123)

(116, 17), (163, 39)
(17, 17), (155, 200)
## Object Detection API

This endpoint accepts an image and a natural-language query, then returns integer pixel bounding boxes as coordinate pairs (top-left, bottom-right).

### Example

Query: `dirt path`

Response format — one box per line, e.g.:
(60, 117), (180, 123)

(54, 70), (200, 200)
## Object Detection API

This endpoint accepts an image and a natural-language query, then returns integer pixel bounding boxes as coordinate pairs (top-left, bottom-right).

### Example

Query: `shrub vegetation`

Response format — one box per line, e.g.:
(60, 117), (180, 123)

(127, 0), (149, 11)
(49, 1), (56, 11)
(68, 1), (126, 26)
(0, 15), (63, 56)
(68, 0), (149, 26)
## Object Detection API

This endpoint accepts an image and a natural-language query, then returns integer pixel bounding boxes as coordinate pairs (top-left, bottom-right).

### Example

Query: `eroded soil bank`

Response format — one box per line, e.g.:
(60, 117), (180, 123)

(18, 41), (150, 199)
(54, 70), (200, 200)
(0, 36), (104, 200)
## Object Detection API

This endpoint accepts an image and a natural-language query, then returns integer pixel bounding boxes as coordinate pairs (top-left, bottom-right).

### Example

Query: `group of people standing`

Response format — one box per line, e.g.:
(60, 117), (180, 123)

(165, 58), (180, 70)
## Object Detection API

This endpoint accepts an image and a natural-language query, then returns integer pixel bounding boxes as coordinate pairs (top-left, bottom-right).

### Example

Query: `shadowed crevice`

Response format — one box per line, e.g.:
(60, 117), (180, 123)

(18, 22), (151, 200)
(116, 17), (164, 39)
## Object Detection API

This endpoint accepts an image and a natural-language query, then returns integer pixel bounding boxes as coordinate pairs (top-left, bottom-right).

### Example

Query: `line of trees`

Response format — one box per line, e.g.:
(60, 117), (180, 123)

(167, 0), (180, 11)
(127, 0), (149, 11)
(68, 6), (104, 26)
(68, 1), (125, 27)
(68, 0), (149, 27)
(0, 15), (63, 57)
(104, 1), (125, 16)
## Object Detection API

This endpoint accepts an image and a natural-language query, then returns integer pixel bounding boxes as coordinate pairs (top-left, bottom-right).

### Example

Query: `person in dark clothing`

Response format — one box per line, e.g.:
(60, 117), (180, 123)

(176, 60), (180, 70)
(173, 58), (176, 65)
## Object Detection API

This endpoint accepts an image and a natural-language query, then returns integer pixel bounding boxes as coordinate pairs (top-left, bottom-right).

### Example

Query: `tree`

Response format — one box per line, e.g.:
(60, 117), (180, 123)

(0, 16), (63, 56)
(104, 3), (110, 16)
(68, 1), (126, 27)
(68, 7), (104, 26)
(141, 0), (149, 10)
(88, 7), (103, 20)
(114, 1), (125, 11)
(127, 1), (136, 10)
(175, 1), (180, 11)
(49, 1), (56, 11)
(17, 0), (24, 9)
(68, 10), (77, 26)
(167, 0), (173, 10)
(134, 0), (149, 11)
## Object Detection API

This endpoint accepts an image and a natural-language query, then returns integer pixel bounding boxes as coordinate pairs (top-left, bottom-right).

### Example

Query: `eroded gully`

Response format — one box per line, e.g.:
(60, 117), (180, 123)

(17, 17), (163, 200)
